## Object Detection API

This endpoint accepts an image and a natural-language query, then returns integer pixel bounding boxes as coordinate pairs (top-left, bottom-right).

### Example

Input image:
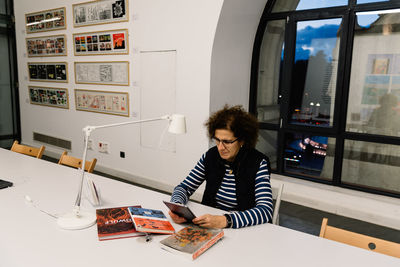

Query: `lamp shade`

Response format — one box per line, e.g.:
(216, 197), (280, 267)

(168, 114), (186, 134)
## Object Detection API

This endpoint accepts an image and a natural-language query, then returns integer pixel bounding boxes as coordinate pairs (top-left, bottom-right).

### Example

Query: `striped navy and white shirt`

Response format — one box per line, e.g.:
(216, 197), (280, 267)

(171, 153), (273, 228)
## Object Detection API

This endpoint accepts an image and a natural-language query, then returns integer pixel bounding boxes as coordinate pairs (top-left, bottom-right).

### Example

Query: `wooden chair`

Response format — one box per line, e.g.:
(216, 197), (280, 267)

(319, 218), (400, 258)
(272, 183), (284, 225)
(58, 151), (97, 173)
(11, 140), (45, 159)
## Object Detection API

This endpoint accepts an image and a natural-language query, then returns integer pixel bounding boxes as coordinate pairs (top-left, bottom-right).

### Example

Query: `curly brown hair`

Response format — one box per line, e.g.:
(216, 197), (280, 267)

(205, 105), (259, 148)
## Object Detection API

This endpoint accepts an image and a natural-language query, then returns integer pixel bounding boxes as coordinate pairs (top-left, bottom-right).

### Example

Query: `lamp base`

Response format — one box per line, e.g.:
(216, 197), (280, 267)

(57, 210), (96, 230)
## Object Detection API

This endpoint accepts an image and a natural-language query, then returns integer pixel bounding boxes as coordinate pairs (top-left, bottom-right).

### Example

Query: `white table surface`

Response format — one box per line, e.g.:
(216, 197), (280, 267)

(0, 148), (398, 267)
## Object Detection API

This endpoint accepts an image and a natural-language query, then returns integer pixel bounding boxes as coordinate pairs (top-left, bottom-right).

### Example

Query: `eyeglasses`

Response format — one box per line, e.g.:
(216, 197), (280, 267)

(213, 137), (239, 147)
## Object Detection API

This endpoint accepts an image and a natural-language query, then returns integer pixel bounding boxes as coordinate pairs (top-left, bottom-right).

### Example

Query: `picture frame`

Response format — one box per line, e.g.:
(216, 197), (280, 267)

(29, 86), (69, 109)
(28, 62), (68, 82)
(372, 58), (389, 75)
(73, 29), (128, 56)
(25, 7), (66, 34)
(73, 0), (128, 27)
(75, 89), (129, 116)
(74, 61), (129, 86)
(26, 34), (67, 57)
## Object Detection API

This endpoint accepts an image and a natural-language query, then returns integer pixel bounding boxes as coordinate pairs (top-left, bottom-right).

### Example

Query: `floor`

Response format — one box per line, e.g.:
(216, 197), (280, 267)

(279, 201), (400, 243)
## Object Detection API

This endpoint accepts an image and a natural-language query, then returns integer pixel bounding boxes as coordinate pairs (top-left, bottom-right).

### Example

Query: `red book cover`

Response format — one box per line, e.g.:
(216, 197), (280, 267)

(96, 206), (145, 241)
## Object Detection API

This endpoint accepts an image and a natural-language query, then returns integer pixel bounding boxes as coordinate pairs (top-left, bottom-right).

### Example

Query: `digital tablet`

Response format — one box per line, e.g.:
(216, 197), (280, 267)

(163, 201), (196, 221)
(0, 179), (13, 189)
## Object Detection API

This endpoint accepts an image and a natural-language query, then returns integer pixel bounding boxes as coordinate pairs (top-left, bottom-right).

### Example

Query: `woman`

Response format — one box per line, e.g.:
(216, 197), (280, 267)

(169, 105), (273, 228)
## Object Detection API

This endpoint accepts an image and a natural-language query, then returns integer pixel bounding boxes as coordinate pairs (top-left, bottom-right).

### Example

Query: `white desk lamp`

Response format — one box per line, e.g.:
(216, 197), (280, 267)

(57, 114), (186, 230)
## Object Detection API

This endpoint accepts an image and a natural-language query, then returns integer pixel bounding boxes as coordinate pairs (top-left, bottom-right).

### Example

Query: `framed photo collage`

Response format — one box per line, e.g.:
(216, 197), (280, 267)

(25, 0), (130, 116)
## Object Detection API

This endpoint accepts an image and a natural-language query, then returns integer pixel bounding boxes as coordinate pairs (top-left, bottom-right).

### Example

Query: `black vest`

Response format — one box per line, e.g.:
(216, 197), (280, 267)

(201, 146), (269, 211)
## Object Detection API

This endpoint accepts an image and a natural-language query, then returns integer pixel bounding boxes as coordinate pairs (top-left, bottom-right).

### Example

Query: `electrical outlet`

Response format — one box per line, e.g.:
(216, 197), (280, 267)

(98, 141), (110, 153)
(87, 139), (93, 150)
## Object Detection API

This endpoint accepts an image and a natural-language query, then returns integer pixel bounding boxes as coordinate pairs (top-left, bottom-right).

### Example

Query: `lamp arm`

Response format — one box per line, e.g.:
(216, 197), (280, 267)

(72, 115), (171, 215)
(83, 115), (170, 135)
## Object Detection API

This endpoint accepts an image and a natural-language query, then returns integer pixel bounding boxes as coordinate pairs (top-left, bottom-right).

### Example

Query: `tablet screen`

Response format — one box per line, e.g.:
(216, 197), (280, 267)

(163, 201), (196, 221)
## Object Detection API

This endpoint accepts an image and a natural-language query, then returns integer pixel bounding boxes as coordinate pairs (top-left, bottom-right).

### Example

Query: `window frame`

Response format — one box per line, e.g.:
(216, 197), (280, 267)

(0, 0), (21, 148)
(250, 0), (400, 198)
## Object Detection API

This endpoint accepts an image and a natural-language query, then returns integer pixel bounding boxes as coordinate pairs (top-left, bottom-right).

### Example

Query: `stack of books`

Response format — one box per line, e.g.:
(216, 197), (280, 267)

(95, 206), (145, 241)
(96, 206), (175, 240)
(96, 205), (224, 260)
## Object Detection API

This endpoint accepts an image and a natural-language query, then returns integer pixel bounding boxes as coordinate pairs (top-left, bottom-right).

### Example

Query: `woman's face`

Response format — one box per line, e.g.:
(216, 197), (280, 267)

(213, 129), (243, 162)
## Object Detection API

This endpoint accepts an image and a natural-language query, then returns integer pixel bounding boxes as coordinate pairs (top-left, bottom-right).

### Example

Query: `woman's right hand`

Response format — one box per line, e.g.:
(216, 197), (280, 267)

(168, 210), (188, 224)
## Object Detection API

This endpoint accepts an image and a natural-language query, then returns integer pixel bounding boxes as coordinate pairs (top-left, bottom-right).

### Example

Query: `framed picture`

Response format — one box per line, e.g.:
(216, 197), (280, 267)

(73, 0), (128, 27)
(372, 58), (390, 74)
(26, 34), (67, 57)
(74, 61), (129, 86)
(73, 29), (128, 56)
(29, 86), (69, 109)
(75, 89), (129, 116)
(25, 7), (66, 34)
(28, 62), (68, 82)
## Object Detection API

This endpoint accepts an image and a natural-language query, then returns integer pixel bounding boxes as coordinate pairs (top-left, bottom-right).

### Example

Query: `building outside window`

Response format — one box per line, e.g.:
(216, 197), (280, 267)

(251, 0), (400, 197)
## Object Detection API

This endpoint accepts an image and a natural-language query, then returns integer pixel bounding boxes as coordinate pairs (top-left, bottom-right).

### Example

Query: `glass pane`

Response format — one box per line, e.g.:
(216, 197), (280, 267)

(346, 9), (400, 137)
(0, 33), (12, 136)
(289, 19), (342, 127)
(256, 130), (278, 170)
(272, 0), (347, 13)
(342, 140), (400, 194)
(284, 133), (335, 180)
(357, 0), (389, 4)
(0, 0), (6, 14)
(257, 20), (285, 124)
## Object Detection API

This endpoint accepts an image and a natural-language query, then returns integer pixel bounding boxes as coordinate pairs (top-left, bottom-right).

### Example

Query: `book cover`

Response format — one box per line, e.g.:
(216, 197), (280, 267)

(127, 207), (175, 234)
(159, 225), (224, 260)
(96, 206), (145, 241)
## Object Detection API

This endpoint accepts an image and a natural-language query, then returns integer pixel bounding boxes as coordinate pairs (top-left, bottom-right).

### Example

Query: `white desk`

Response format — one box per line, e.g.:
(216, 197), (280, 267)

(0, 148), (398, 267)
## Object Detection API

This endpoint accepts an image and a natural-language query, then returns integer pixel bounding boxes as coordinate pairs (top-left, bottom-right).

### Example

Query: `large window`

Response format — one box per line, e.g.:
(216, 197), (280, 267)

(251, 0), (400, 198)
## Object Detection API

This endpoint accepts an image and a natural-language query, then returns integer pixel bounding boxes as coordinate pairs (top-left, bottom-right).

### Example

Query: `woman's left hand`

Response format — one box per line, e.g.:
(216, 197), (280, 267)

(192, 214), (227, 228)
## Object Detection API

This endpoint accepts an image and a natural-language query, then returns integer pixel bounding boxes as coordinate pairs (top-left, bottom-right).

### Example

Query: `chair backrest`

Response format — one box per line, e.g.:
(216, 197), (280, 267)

(58, 151), (97, 173)
(272, 183), (284, 225)
(11, 140), (45, 159)
(319, 218), (400, 258)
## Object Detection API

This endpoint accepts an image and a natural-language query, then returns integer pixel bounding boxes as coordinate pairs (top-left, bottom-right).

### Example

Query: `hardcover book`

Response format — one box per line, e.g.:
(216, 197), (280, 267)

(159, 225), (224, 260)
(96, 206), (145, 241)
(127, 207), (175, 234)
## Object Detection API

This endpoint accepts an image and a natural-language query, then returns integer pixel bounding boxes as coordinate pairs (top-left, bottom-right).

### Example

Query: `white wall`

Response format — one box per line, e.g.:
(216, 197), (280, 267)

(210, 0), (268, 112)
(14, 0), (224, 191)
(14, 0), (269, 192)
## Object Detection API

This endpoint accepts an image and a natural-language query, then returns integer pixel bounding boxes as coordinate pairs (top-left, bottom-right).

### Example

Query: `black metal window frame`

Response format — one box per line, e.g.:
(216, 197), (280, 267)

(250, 0), (400, 198)
(0, 0), (20, 146)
